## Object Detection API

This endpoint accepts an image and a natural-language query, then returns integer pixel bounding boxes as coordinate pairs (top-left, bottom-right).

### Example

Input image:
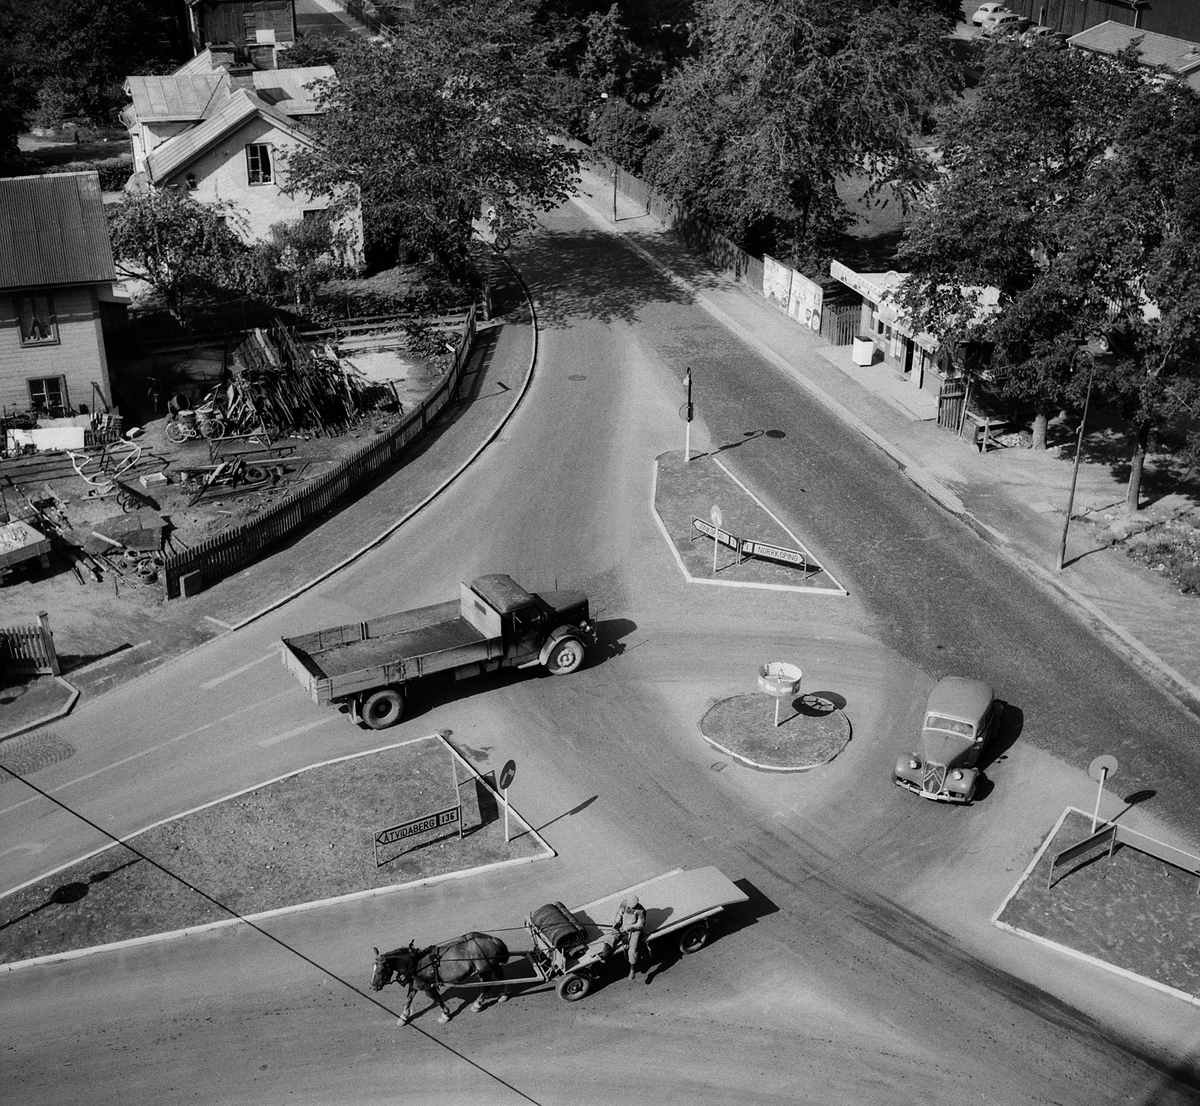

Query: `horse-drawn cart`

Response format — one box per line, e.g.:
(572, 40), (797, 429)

(373, 866), (748, 1023)
(520, 865), (748, 1001)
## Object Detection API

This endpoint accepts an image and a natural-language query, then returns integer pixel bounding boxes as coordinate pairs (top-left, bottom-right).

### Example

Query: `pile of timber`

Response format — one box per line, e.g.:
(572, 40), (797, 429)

(227, 326), (394, 437)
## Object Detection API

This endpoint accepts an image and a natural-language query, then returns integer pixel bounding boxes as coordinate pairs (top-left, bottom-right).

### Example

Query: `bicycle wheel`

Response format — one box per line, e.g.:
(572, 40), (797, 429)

(164, 419), (189, 444)
(200, 415), (226, 440)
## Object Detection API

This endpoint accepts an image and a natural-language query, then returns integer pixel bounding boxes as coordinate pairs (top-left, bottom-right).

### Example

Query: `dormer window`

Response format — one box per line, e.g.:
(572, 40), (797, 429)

(246, 144), (273, 185)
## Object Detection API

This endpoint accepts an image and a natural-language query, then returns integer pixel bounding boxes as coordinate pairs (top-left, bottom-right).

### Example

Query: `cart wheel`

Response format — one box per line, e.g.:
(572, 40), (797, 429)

(678, 923), (708, 955)
(556, 973), (592, 1002)
(545, 638), (584, 675)
(164, 419), (189, 444)
(362, 688), (405, 729)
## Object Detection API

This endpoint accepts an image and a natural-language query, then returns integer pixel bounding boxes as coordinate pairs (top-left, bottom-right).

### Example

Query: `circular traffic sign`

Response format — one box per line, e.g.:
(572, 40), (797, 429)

(1088, 754), (1118, 782)
(499, 760), (516, 790)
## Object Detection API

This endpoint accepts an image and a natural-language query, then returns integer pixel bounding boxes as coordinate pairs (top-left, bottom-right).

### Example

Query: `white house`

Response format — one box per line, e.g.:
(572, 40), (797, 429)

(121, 50), (363, 267)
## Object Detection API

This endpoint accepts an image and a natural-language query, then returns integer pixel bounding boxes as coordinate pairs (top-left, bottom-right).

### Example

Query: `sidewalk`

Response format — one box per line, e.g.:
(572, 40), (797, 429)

(570, 165), (1200, 711)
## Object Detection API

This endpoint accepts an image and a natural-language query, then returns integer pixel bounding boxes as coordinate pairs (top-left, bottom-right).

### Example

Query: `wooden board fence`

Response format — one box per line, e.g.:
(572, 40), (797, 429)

(1, 612), (60, 676)
(162, 306), (477, 599)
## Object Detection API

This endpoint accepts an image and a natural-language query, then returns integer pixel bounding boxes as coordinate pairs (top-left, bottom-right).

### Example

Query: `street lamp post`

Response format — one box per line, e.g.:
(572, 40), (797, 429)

(1057, 350), (1096, 571)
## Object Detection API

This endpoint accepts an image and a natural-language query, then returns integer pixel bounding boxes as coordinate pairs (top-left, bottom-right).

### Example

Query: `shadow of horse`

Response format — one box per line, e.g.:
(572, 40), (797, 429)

(371, 933), (509, 1025)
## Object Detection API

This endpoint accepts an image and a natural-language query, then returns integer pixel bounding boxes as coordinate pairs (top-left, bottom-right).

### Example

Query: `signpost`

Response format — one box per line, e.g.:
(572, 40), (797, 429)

(499, 759), (516, 843)
(710, 506), (723, 573)
(681, 368), (693, 462)
(374, 804), (462, 867)
(1087, 754), (1118, 832)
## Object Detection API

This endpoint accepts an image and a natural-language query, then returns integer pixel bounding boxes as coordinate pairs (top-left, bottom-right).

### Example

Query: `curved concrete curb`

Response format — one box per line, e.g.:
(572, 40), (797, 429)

(0, 676), (79, 743)
(699, 694), (851, 773)
(230, 262), (541, 631)
(0, 732), (554, 973)
(56, 256), (544, 710)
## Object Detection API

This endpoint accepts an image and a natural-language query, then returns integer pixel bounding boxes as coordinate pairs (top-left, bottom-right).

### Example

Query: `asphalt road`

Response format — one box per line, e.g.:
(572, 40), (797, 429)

(3, 201), (1199, 1104)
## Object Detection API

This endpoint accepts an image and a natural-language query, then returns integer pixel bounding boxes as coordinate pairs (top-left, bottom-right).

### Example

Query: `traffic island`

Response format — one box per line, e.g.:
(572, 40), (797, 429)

(700, 693), (851, 771)
(0, 733), (551, 968)
(652, 450), (846, 595)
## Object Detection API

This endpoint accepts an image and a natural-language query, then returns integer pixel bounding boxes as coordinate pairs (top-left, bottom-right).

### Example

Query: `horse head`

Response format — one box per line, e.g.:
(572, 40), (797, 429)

(371, 946), (404, 991)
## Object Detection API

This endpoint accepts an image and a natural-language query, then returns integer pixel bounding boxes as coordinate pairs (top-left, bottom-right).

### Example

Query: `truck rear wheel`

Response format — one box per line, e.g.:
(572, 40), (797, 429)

(362, 688), (405, 729)
(546, 638), (584, 675)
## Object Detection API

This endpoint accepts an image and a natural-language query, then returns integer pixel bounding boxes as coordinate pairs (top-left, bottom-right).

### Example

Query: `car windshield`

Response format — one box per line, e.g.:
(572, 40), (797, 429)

(924, 713), (975, 739)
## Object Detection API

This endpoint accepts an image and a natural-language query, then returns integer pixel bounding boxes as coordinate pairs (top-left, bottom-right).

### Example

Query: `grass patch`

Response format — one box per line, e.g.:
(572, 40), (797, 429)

(0, 735), (548, 965)
(1125, 519), (1200, 595)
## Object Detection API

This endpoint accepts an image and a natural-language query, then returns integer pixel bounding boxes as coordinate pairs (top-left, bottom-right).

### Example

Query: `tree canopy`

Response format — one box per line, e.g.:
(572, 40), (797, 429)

(108, 191), (258, 326)
(288, 0), (581, 278)
(897, 42), (1142, 448)
(641, 0), (960, 270)
(898, 41), (1200, 507)
(4, 0), (184, 129)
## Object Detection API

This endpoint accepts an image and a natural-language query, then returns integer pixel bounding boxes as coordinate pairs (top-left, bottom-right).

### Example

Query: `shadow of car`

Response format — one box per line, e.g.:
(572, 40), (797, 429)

(894, 676), (1004, 804)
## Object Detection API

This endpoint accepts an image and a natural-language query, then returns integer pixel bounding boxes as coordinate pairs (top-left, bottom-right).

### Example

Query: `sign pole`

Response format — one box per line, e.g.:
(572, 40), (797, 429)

(685, 368), (693, 463)
(498, 760), (517, 844)
(1087, 754), (1118, 833)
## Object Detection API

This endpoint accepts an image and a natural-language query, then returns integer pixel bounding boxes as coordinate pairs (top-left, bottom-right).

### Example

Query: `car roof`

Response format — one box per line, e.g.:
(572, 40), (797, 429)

(925, 676), (994, 722)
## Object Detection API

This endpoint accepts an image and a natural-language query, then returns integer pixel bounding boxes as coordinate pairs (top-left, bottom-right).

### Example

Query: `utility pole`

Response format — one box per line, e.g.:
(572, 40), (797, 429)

(1057, 351), (1096, 571)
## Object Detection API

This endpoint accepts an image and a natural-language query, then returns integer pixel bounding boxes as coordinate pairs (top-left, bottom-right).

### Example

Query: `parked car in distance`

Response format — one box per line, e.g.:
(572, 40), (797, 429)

(1021, 24), (1067, 49)
(971, 3), (1011, 25)
(894, 676), (1003, 803)
(980, 11), (1029, 36)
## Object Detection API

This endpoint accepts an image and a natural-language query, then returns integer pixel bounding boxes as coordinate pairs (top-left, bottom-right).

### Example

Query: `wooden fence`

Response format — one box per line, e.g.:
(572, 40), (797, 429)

(162, 305), (478, 599)
(1, 612), (60, 676)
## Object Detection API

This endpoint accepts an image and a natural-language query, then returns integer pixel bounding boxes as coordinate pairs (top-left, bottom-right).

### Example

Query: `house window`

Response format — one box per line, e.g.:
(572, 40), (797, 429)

(15, 294), (58, 345)
(246, 144), (273, 185)
(28, 376), (68, 416)
(302, 208), (325, 221)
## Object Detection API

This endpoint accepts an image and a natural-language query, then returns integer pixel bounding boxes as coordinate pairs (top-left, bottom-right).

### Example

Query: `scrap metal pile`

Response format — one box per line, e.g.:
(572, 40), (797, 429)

(224, 327), (397, 437)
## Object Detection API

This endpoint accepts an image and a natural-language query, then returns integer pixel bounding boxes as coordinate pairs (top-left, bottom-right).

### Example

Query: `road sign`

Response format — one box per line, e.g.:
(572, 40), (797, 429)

(499, 760), (516, 790)
(1088, 755), (1118, 782)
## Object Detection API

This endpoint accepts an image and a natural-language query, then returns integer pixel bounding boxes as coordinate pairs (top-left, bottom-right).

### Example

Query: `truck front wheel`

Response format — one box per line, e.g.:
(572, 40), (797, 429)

(362, 688), (405, 729)
(546, 638), (584, 675)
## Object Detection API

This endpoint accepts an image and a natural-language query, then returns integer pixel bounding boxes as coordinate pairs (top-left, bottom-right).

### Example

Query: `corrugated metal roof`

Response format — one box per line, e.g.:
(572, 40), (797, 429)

(1070, 20), (1200, 76)
(146, 89), (312, 183)
(0, 173), (116, 290)
(124, 73), (229, 121)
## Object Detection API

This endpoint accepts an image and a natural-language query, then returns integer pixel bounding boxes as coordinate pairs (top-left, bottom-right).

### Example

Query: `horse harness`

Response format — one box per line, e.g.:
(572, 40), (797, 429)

(397, 941), (443, 988)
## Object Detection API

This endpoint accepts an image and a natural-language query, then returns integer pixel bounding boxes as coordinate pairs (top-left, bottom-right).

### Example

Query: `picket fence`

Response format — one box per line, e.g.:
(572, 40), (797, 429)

(162, 305), (478, 599)
(1, 612), (60, 676)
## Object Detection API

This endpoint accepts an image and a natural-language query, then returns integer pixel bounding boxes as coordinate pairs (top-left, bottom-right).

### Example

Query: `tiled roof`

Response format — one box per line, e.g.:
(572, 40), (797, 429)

(1069, 20), (1200, 77)
(124, 73), (229, 121)
(0, 173), (116, 289)
(145, 89), (312, 183)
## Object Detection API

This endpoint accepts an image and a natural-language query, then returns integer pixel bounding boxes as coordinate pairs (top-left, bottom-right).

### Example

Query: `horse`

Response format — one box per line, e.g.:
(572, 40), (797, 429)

(371, 933), (510, 1025)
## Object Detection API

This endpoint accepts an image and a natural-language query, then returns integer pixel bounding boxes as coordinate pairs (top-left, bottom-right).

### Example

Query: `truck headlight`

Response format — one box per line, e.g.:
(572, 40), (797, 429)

(951, 770), (964, 781)
(908, 757), (921, 771)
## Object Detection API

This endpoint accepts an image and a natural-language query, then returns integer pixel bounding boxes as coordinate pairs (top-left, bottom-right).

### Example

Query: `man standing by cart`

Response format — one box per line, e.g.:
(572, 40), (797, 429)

(614, 896), (646, 981)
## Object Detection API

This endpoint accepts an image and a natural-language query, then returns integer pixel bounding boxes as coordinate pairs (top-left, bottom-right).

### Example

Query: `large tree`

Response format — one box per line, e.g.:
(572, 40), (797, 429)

(897, 41), (1142, 448)
(1066, 79), (1200, 511)
(288, 0), (581, 279)
(108, 191), (258, 326)
(641, 0), (960, 270)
